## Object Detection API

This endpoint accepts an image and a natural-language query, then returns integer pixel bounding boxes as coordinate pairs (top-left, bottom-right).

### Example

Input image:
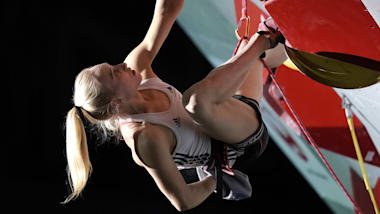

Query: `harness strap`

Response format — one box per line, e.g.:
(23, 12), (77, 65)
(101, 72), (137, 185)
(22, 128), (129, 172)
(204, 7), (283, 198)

(211, 140), (224, 199)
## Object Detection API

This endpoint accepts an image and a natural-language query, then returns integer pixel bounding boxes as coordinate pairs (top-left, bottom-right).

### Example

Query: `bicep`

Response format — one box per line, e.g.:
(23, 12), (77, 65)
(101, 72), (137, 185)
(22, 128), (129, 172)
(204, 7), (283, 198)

(124, 44), (157, 80)
(136, 129), (188, 209)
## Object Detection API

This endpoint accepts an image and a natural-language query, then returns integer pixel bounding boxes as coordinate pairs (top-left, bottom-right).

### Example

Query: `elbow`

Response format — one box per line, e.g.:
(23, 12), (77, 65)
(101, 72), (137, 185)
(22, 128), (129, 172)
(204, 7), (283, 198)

(170, 190), (194, 212)
(173, 203), (190, 212)
(173, 200), (193, 212)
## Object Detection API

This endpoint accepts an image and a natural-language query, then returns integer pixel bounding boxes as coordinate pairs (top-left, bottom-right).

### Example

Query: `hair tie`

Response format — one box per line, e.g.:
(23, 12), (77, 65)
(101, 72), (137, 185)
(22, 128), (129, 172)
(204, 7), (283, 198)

(75, 105), (86, 121)
(74, 105), (81, 111)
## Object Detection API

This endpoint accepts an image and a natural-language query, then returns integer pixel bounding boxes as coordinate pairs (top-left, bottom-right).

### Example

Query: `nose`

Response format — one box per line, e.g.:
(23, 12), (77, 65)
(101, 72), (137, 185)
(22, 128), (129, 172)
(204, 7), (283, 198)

(115, 63), (127, 71)
(116, 63), (133, 74)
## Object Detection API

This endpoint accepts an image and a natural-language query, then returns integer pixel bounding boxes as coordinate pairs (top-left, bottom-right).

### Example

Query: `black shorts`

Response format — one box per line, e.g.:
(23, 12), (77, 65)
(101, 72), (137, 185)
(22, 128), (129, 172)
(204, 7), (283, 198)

(211, 95), (269, 165)
(180, 95), (269, 183)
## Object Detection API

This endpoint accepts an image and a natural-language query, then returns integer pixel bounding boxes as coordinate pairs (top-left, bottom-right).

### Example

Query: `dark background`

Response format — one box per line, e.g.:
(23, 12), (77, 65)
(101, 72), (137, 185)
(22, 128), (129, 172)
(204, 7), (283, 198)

(5, 2), (333, 214)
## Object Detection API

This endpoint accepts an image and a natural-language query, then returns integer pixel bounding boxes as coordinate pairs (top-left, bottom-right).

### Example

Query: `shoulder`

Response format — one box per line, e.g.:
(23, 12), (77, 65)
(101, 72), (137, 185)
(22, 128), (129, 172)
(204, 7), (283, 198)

(134, 124), (176, 168)
(138, 124), (174, 145)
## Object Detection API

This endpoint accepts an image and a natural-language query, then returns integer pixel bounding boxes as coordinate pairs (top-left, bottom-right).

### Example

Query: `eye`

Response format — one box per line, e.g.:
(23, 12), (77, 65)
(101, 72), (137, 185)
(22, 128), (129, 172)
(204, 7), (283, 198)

(114, 67), (120, 74)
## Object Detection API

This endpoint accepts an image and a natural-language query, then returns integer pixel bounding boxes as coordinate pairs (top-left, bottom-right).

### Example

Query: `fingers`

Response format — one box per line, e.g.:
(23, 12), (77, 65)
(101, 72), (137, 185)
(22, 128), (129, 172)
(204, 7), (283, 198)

(236, 38), (249, 54)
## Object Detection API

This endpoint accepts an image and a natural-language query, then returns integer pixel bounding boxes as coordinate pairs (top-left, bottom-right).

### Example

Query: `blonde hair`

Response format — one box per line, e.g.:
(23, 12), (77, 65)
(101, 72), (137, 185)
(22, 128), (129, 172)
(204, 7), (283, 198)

(63, 66), (120, 203)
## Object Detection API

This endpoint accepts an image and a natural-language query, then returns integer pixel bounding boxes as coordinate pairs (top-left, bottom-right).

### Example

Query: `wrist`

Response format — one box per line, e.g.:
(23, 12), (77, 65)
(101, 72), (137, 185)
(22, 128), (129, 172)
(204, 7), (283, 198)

(256, 33), (273, 50)
(252, 34), (272, 52)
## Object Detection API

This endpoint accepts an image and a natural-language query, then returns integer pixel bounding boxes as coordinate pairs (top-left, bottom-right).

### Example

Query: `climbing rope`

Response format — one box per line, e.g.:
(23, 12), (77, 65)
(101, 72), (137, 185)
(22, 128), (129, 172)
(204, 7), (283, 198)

(233, 0), (250, 56)
(261, 58), (363, 214)
(234, 0), (363, 213)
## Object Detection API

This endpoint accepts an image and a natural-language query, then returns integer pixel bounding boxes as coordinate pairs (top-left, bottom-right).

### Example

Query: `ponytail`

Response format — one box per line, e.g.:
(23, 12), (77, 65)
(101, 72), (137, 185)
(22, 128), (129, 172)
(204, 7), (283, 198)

(63, 65), (118, 203)
(63, 107), (93, 203)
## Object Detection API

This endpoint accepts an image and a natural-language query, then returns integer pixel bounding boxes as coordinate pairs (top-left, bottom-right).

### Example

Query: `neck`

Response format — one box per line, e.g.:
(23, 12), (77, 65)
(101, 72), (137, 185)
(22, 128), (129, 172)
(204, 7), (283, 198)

(119, 91), (149, 116)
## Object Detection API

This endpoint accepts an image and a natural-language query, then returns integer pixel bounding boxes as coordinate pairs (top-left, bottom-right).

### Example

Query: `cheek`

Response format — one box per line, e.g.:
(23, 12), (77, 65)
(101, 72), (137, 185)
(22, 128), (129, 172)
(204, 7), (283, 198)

(119, 74), (138, 92)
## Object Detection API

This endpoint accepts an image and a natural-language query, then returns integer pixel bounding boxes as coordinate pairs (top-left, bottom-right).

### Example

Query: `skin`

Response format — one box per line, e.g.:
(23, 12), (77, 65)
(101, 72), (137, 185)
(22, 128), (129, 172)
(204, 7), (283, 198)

(91, 62), (147, 115)
(88, 0), (274, 211)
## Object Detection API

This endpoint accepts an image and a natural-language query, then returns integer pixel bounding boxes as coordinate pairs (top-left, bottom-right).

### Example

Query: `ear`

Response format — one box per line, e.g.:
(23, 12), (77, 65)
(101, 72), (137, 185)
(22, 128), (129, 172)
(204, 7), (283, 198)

(110, 98), (122, 110)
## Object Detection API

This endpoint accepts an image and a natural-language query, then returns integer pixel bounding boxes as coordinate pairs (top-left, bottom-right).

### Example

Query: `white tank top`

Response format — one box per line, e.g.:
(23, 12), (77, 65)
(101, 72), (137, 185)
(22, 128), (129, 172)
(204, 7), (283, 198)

(119, 78), (211, 169)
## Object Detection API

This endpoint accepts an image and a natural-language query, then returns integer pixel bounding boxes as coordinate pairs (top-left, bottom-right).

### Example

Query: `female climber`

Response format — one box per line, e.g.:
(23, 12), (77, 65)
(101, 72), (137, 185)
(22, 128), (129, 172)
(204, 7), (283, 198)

(63, 0), (285, 211)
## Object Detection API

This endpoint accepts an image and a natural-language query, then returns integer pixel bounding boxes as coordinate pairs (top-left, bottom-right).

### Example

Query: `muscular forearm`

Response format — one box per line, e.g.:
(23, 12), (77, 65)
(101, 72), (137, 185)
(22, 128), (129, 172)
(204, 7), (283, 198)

(142, 0), (184, 58)
(125, 0), (184, 74)
(182, 176), (216, 211)
(155, 0), (184, 15)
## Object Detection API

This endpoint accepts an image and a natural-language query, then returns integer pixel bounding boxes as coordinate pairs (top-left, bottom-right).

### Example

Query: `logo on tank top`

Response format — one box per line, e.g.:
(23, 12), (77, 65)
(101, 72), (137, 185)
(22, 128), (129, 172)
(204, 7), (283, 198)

(167, 86), (179, 99)
(173, 117), (181, 128)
